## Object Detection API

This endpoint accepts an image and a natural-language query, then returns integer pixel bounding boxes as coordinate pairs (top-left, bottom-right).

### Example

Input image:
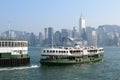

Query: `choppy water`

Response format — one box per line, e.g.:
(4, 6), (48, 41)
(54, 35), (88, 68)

(0, 47), (120, 80)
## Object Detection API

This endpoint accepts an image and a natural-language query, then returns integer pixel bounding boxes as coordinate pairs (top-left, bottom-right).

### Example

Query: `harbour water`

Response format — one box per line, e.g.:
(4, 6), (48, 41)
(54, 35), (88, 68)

(0, 47), (120, 80)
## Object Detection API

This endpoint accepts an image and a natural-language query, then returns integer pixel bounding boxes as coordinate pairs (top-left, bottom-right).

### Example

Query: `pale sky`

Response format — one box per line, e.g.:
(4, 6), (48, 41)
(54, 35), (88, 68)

(0, 0), (120, 34)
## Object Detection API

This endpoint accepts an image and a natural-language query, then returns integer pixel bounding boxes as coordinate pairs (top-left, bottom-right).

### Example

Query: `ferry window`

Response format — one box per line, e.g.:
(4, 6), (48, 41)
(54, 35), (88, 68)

(23, 42), (26, 46)
(15, 42), (17, 47)
(43, 50), (46, 53)
(22, 42), (25, 47)
(23, 42), (26, 47)
(56, 51), (57, 53)
(9, 42), (11, 47)
(50, 50), (52, 53)
(18, 42), (20, 47)
(22, 42), (24, 46)
(0, 42), (1, 47)
(12, 42), (14, 47)
(47, 50), (49, 53)
(53, 51), (55, 53)
(2, 42), (4, 47)
(21, 42), (23, 47)
(5, 42), (7, 47)
(25, 42), (27, 46)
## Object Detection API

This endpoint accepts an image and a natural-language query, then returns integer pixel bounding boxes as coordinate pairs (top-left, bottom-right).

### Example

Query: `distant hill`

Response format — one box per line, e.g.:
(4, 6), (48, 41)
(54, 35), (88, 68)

(99, 25), (120, 33)
(1, 30), (30, 39)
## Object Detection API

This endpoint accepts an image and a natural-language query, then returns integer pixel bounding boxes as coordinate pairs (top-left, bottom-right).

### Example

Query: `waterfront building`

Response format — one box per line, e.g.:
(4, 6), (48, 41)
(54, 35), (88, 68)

(54, 31), (62, 46)
(61, 29), (72, 46)
(38, 32), (43, 46)
(29, 32), (36, 46)
(86, 26), (93, 46)
(97, 26), (106, 46)
(61, 29), (69, 42)
(72, 26), (79, 39)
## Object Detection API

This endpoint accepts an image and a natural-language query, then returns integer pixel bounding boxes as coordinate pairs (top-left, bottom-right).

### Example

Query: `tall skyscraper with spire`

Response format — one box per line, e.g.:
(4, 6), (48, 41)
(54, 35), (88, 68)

(79, 15), (87, 40)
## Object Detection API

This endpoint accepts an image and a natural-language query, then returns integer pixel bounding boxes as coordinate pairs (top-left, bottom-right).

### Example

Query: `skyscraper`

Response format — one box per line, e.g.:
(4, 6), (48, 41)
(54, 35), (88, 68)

(44, 28), (47, 39)
(48, 27), (54, 47)
(38, 32), (43, 45)
(92, 28), (97, 46)
(54, 31), (62, 46)
(72, 26), (79, 39)
(97, 26), (106, 46)
(79, 15), (87, 40)
(86, 26), (93, 46)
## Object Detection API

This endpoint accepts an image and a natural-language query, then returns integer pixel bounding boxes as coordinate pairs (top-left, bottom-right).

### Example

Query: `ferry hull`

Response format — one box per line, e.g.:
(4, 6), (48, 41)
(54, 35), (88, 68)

(0, 57), (30, 67)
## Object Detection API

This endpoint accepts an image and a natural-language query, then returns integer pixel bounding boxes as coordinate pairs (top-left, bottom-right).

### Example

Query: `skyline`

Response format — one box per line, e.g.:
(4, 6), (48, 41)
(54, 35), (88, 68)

(0, 0), (120, 34)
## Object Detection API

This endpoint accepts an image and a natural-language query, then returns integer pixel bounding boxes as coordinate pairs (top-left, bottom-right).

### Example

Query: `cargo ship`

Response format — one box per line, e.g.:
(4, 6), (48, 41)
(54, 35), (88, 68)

(40, 44), (104, 65)
(0, 40), (30, 67)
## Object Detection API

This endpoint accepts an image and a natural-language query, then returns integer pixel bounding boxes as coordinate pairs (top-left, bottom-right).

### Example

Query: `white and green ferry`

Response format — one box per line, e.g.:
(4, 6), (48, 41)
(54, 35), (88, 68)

(0, 40), (30, 67)
(40, 45), (104, 65)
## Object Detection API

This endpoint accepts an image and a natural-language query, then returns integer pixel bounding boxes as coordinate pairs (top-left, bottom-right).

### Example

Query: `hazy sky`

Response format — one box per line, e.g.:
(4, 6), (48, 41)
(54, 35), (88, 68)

(0, 0), (120, 34)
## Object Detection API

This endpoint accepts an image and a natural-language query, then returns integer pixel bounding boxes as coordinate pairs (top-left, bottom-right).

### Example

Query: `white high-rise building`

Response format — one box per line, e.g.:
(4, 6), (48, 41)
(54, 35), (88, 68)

(79, 15), (86, 40)
(92, 29), (97, 46)
(79, 15), (86, 34)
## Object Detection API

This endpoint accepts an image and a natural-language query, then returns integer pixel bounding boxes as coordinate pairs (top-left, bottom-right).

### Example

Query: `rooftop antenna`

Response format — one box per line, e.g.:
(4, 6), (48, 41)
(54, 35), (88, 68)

(80, 12), (83, 18)
(81, 12), (82, 17)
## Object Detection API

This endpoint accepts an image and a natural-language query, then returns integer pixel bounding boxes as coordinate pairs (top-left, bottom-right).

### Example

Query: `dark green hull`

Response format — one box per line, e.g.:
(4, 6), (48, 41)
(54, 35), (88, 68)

(0, 57), (30, 67)
(40, 54), (103, 66)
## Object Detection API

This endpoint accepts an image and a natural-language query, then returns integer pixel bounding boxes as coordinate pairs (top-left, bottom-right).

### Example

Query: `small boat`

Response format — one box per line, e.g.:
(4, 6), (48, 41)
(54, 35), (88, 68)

(40, 44), (104, 65)
(0, 39), (30, 67)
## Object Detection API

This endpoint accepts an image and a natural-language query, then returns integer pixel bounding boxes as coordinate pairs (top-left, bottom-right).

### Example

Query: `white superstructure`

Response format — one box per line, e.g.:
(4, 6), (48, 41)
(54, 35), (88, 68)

(41, 46), (104, 56)
(0, 40), (28, 55)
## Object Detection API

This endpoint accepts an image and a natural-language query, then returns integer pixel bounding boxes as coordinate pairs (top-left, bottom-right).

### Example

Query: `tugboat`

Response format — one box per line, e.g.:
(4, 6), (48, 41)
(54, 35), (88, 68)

(0, 40), (30, 67)
(40, 44), (104, 65)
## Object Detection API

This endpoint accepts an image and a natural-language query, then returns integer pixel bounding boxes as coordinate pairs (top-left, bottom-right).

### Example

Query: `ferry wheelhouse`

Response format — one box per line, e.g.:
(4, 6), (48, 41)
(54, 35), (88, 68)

(40, 45), (104, 65)
(0, 40), (30, 67)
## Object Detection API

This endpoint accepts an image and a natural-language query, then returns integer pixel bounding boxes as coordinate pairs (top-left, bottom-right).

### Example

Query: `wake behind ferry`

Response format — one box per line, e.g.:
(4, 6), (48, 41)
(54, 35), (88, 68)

(40, 44), (104, 65)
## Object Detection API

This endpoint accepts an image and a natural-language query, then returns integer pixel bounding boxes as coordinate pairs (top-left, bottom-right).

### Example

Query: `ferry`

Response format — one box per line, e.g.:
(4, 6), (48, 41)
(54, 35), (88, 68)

(0, 40), (30, 67)
(40, 45), (104, 65)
